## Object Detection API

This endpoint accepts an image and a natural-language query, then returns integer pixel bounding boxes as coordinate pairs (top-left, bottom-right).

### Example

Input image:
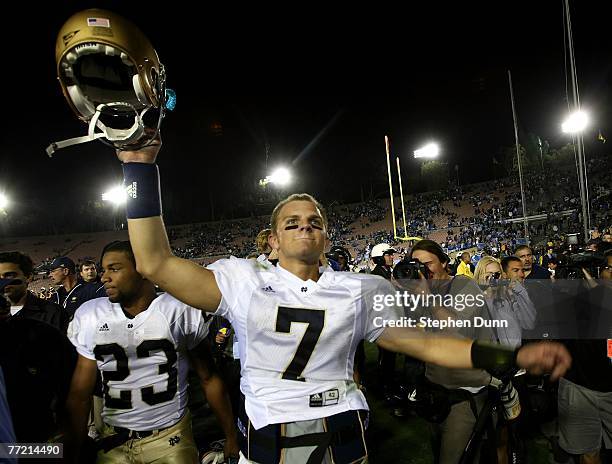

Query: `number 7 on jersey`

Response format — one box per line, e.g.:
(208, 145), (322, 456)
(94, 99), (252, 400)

(275, 307), (325, 381)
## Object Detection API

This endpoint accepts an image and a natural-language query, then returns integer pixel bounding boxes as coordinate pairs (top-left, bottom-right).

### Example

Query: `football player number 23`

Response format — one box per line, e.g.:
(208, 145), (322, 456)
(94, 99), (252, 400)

(275, 307), (325, 381)
(93, 339), (177, 409)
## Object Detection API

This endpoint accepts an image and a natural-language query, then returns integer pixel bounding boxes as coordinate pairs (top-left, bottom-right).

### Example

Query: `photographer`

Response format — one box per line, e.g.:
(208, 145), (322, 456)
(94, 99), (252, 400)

(474, 256), (536, 349)
(407, 240), (495, 463)
(474, 257), (536, 463)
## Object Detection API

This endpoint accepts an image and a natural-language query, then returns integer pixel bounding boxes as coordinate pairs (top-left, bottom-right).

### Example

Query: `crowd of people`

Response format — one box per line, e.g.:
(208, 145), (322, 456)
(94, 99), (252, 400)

(165, 155), (611, 276)
(13, 154), (610, 289)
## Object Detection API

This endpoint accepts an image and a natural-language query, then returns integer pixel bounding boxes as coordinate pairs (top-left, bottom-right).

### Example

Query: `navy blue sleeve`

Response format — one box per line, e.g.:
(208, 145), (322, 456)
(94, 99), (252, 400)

(0, 367), (16, 448)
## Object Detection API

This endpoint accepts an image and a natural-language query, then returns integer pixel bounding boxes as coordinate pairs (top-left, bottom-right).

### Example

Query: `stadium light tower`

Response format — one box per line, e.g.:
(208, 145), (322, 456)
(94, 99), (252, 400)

(562, 110), (591, 242)
(101, 185), (127, 205)
(561, 110), (588, 134)
(0, 193), (8, 211)
(259, 167), (292, 187)
(413, 142), (440, 159)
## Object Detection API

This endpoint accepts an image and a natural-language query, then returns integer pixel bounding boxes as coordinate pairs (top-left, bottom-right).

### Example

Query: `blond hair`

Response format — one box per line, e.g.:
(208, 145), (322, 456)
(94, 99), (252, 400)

(256, 229), (272, 254)
(270, 193), (328, 234)
(473, 256), (502, 284)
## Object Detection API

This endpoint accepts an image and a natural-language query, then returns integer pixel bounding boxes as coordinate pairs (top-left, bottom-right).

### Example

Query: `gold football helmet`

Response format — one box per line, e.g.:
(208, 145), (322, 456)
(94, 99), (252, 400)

(46, 9), (175, 156)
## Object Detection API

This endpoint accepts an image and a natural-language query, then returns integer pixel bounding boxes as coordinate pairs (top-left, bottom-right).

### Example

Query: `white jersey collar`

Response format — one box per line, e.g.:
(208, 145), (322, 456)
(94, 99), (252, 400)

(275, 263), (333, 296)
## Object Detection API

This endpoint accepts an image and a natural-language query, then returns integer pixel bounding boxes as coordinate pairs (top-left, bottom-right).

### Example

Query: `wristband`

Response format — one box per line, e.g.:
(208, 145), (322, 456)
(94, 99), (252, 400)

(471, 340), (519, 380)
(122, 163), (162, 219)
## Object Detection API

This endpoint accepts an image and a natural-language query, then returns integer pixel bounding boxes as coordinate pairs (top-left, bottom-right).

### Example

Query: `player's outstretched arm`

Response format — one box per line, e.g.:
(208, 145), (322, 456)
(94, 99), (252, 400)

(377, 328), (571, 380)
(377, 327), (473, 368)
(116, 136), (222, 312)
(64, 355), (97, 463)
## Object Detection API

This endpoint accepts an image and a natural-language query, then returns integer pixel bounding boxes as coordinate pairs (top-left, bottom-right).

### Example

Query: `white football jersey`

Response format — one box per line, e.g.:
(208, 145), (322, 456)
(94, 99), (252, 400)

(67, 294), (209, 431)
(207, 257), (401, 429)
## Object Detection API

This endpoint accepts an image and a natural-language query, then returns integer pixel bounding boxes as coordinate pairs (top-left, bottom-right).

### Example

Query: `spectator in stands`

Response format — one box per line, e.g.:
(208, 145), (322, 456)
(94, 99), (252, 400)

(455, 251), (474, 278)
(585, 240), (599, 252)
(0, 251), (69, 332)
(547, 257), (558, 280)
(540, 247), (556, 268)
(514, 245), (550, 280)
(47, 257), (99, 318)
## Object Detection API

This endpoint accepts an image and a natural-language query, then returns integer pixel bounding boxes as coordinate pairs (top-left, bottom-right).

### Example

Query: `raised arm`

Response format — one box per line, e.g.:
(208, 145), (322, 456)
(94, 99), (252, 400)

(117, 137), (221, 312)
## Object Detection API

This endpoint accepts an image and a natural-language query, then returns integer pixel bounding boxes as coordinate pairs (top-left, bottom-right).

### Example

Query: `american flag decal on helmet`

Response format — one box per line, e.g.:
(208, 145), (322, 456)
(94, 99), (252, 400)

(87, 17), (110, 28)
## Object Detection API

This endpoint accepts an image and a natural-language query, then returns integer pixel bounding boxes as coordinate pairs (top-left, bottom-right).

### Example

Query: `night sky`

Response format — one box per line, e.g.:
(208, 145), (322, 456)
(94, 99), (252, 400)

(1, 1), (611, 235)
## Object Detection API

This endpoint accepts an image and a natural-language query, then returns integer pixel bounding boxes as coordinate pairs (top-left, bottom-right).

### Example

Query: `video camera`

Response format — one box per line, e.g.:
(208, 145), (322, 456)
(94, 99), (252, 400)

(551, 232), (611, 279)
(555, 250), (607, 279)
(392, 258), (431, 280)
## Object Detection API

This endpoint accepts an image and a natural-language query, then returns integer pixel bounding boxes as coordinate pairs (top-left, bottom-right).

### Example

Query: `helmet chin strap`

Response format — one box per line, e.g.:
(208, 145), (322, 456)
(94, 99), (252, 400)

(46, 102), (146, 157)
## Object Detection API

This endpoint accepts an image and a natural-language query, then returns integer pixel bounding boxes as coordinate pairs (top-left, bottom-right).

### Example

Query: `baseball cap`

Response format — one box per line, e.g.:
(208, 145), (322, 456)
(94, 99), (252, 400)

(46, 257), (76, 273)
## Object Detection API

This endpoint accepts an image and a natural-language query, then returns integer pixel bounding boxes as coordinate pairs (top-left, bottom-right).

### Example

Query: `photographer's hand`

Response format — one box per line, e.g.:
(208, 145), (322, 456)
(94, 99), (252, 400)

(415, 270), (431, 296)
